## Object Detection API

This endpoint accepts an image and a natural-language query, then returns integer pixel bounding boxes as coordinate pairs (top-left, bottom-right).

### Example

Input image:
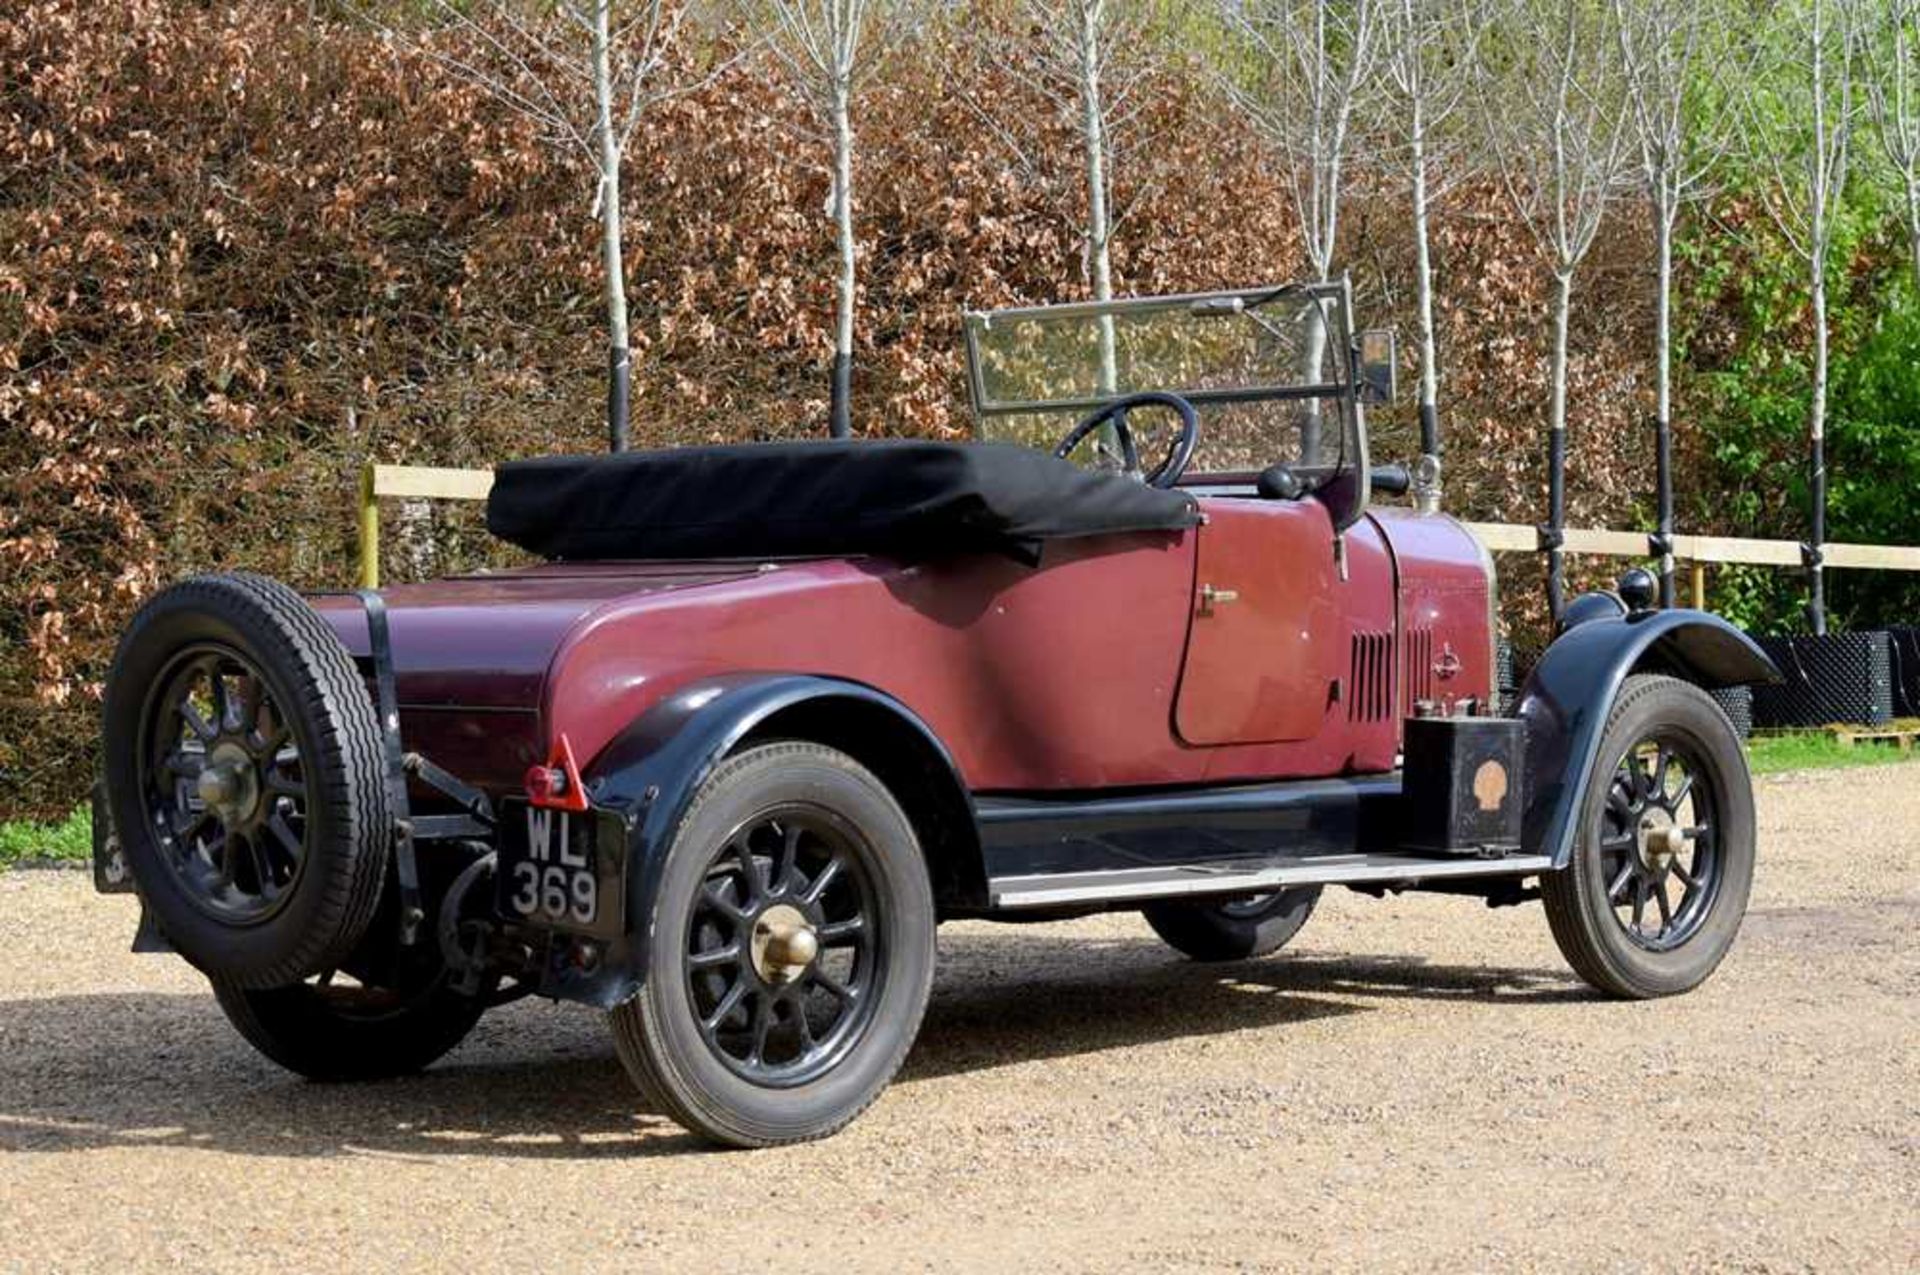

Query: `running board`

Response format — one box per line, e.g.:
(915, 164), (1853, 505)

(987, 853), (1556, 910)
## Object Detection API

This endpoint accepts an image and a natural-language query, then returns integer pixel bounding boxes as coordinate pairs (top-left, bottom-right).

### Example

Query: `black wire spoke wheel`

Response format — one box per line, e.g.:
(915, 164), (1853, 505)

(102, 573), (390, 989)
(685, 808), (883, 1086)
(140, 644), (312, 924)
(1596, 739), (1721, 952)
(610, 742), (935, 1148)
(1542, 674), (1756, 1000)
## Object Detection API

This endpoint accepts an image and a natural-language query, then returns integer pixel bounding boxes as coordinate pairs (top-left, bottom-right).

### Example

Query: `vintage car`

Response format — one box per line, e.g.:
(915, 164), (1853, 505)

(96, 280), (1777, 1147)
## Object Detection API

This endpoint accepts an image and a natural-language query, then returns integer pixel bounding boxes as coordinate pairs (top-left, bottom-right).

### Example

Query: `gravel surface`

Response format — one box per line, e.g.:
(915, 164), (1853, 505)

(1, 763), (1914, 1273)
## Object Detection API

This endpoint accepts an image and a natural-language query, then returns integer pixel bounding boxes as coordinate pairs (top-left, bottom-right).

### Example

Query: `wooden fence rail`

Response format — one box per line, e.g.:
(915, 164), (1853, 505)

(357, 462), (1920, 595)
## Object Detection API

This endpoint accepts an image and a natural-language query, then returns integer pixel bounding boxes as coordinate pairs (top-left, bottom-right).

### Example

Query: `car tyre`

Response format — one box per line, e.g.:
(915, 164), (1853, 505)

(101, 573), (390, 989)
(609, 742), (935, 1148)
(211, 966), (488, 1081)
(1542, 674), (1756, 999)
(1142, 886), (1321, 962)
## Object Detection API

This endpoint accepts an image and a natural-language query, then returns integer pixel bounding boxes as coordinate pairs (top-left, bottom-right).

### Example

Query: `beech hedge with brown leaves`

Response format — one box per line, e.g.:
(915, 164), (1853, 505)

(0, 1), (1819, 816)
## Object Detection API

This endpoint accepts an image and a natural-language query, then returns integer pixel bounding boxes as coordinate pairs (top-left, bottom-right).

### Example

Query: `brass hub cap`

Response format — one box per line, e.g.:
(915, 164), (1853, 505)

(685, 810), (882, 1085)
(1601, 739), (1720, 953)
(750, 904), (819, 985)
(197, 741), (262, 826)
(1635, 806), (1690, 875)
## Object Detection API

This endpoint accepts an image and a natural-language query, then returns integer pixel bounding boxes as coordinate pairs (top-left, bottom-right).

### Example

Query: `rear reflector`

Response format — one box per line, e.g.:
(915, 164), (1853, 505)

(526, 733), (589, 812)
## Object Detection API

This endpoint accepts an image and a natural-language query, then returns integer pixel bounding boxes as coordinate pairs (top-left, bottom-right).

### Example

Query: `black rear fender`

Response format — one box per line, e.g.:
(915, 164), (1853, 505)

(1514, 605), (1779, 868)
(553, 674), (978, 1007)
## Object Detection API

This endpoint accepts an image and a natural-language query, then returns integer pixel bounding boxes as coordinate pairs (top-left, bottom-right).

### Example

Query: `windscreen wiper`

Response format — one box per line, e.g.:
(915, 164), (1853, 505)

(1187, 284), (1309, 347)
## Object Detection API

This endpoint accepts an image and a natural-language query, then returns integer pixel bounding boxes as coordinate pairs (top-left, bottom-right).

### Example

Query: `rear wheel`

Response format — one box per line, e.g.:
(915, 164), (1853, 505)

(212, 960), (488, 1081)
(1143, 886), (1321, 962)
(609, 743), (935, 1147)
(1542, 674), (1756, 999)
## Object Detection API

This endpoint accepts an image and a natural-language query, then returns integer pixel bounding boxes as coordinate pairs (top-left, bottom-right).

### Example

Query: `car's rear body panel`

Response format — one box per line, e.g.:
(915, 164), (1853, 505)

(538, 532), (1206, 791)
(308, 564), (761, 792)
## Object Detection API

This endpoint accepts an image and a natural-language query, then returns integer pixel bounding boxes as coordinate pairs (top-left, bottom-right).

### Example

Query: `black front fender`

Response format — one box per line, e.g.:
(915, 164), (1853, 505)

(546, 673), (972, 1008)
(1515, 606), (1779, 868)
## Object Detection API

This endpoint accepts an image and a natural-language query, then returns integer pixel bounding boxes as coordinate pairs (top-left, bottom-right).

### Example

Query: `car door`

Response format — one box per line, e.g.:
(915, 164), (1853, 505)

(1173, 498), (1342, 746)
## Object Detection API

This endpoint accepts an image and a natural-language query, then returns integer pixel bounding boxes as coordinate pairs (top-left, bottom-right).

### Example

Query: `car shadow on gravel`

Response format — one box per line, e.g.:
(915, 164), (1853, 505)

(904, 934), (1589, 1082)
(0, 935), (1580, 1161)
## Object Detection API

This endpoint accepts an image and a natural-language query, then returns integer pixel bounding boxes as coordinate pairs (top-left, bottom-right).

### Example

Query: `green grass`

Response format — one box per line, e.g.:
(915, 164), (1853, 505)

(0, 806), (92, 868)
(1746, 732), (1919, 775)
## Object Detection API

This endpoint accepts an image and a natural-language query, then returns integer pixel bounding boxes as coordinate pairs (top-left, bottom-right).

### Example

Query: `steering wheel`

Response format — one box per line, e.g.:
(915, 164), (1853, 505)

(1052, 391), (1201, 489)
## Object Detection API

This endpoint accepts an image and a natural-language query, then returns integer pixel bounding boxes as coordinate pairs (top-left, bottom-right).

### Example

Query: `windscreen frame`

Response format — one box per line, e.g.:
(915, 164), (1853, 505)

(961, 278), (1371, 529)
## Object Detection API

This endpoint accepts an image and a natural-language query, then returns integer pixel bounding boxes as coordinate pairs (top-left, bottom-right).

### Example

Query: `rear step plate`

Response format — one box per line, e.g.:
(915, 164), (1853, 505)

(987, 853), (1555, 910)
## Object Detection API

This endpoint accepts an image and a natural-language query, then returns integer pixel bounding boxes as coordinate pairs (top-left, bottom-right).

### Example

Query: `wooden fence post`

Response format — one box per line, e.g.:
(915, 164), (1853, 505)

(358, 463), (379, 590)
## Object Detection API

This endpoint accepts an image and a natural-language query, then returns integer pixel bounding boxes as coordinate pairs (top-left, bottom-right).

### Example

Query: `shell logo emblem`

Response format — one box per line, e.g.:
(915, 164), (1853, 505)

(1472, 759), (1509, 812)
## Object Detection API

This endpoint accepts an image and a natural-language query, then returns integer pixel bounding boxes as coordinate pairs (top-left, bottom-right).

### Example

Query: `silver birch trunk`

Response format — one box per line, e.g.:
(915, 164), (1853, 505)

(1808, 250), (1830, 634)
(592, 0), (632, 451)
(1547, 268), (1573, 619)
(1298, 302), (1329, 465)
(1079, 0), (1119, 399)
(1810, 263), (1827, 464)
(1907, 173), (1920, 290)
(829, 75), (856, 438)
(1654, 205), (1675, 602)
(1410, 90), (1439, 461)
(1805, 0), (1834, 634)
(1549, 269), (1571, 456)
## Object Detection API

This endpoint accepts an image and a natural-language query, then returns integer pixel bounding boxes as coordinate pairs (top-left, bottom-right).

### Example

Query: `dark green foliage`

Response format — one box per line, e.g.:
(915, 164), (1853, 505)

(1677, 178), (1920, 636)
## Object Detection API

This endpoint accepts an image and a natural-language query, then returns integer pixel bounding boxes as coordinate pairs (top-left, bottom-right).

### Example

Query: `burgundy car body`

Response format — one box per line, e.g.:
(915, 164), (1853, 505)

(310, 501), (1494, 801)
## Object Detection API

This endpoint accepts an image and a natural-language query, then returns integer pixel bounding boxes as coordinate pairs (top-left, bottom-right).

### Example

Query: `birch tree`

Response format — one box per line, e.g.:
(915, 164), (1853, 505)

(1740, 0), (1864, 635)
(758, 0), (912, 438)
(979, 0), (1164, 399)
(1378, 0), (1484, 472)
(1612, 0), (1740, 607)
(1221, 0), (1385, 464)
(1476, 0), (1630, 620)
(378, 1), (718, 452)
(1865, 0), (1920, 290)
(1034, 1), (1128, 342)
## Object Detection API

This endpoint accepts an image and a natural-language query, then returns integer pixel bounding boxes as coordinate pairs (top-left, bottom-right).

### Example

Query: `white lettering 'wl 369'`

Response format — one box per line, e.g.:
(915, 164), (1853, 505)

(527, 807), (565, 862)
(526, 807), (588, 868)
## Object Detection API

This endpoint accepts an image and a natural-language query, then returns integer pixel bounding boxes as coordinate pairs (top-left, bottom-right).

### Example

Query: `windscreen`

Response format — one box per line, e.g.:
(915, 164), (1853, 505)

(964, 285), (1356, 479)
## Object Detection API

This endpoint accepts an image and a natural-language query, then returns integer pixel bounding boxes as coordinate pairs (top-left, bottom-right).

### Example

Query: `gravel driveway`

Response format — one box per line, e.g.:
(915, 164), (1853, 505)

(1, 762), (1914, 1273)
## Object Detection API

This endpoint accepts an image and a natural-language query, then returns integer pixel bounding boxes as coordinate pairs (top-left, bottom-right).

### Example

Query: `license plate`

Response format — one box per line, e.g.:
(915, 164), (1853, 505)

(497, 802), (622, 938)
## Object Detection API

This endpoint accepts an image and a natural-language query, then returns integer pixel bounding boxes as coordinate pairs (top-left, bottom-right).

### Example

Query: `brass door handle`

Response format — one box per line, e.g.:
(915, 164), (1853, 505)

(1198, 584), (1240, 616)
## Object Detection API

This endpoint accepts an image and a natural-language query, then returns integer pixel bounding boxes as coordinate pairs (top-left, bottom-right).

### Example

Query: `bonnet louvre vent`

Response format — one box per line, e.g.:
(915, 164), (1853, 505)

(1349, 632), (1392, 722)
(1402, 627), (1435, 715)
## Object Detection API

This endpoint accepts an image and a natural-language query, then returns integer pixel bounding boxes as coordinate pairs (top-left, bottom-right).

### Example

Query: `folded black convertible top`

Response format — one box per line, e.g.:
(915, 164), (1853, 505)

(487, 441), (1200, 565)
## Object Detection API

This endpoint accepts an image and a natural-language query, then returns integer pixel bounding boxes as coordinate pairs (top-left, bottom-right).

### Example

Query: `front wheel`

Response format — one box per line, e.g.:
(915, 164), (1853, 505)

(609, 743), (935, 1147)
(1542, 674), (1756, 999)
